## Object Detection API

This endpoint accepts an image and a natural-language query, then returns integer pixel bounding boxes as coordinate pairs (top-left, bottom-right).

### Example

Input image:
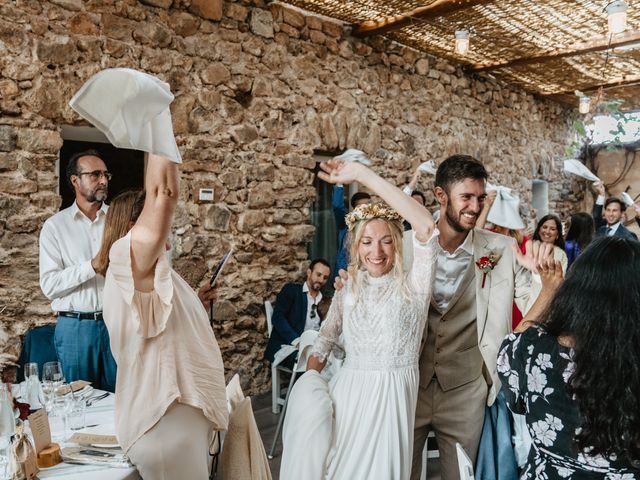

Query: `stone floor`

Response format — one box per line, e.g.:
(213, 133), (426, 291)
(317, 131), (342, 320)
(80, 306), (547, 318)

(251, 392), (442, 480)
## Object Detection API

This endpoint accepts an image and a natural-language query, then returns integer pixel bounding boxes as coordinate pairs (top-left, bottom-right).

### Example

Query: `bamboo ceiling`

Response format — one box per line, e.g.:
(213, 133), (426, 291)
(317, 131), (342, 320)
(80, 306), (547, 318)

(278, 0), (640, 110)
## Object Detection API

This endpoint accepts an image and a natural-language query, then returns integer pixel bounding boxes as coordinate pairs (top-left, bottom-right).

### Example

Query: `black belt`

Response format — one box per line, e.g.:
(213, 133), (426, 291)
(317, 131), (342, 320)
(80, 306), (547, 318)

(58, 311), (103, 320)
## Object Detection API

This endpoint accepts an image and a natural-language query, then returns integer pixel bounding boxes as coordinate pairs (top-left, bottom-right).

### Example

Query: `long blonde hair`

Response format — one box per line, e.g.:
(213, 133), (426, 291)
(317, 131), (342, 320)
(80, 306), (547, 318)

(347, 217), (408, 299)
(95, 189), (145, 276)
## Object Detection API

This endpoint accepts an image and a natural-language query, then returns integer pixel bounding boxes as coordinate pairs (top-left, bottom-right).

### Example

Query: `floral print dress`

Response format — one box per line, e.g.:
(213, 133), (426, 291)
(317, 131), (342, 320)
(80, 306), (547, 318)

(497, 326), (640, 479)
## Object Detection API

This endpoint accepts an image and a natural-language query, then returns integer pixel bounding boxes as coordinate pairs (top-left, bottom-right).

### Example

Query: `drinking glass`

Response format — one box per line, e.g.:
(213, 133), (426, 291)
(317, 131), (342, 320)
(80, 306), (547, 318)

(66, 398), (86, 432)
(24, 363), (38, 381)
(48, 394), (68, 443)
(22, 363), (41, 408)
(42, 362), (64, 385)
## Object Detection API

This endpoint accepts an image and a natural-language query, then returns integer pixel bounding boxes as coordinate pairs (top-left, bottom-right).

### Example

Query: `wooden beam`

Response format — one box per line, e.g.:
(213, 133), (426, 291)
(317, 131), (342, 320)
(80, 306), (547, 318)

(352, 0), (493, 38)
(471, 30), (640, 73)
(544, 77), (640, 97)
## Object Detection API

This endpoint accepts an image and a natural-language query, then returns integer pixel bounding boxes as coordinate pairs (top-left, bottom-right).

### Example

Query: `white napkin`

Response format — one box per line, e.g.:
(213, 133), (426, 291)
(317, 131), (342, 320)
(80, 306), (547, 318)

(334, 149), (372, 166)
(563, 159), (600, 182)
(486, 184), (525, 230)
(418, 160), (437, 175)
(225, 373), (244, 412)
(272, 344), (297, 368)
(69, 68), (182, 163)
(620, 191), (635, 207)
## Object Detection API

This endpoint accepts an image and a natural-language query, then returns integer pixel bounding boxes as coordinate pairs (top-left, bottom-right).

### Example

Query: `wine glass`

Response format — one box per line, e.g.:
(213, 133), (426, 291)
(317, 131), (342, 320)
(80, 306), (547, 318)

(41, 362), (64, 412)
(24, 363), (38, 381)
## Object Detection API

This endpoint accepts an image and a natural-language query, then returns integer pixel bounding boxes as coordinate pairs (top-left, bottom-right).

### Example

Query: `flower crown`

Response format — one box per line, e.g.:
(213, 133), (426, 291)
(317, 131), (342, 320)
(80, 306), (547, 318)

(345, 203), (402, 231)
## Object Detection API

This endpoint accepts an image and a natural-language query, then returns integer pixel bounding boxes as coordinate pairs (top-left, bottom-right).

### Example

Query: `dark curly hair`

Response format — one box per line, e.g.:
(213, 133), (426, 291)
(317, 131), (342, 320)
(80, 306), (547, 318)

(532, 214), (565, 250)
(565, 212), (595, 252)
(542, 236), (640, 463)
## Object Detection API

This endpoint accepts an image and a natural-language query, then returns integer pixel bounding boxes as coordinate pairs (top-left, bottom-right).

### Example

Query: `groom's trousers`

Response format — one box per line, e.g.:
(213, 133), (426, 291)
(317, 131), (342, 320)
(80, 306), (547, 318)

(410, 375), (487, 480)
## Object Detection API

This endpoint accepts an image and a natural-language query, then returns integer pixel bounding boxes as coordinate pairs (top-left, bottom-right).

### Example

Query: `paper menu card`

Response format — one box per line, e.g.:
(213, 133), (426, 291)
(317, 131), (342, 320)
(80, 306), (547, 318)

(57, 380), (91, 396)
(27, 409), (51, 453)
(67, 432), (119, 447)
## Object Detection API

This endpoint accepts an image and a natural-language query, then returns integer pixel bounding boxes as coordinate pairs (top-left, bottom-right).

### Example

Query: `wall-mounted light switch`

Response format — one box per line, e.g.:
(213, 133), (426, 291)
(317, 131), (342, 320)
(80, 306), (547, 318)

(199, 188), (214, 202)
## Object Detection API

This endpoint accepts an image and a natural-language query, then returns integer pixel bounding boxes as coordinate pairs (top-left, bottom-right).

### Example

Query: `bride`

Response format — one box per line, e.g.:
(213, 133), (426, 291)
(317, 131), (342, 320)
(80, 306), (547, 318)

(281, 158), (436, 479)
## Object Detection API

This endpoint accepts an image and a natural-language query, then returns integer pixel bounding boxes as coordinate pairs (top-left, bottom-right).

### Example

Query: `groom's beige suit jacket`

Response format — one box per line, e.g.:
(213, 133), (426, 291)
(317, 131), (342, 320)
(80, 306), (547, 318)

(404, 228), (533, 405)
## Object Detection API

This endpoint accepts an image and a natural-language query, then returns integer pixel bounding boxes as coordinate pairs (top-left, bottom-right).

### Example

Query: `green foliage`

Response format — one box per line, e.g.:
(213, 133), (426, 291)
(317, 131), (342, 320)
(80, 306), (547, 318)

(567, 96), (631, 159)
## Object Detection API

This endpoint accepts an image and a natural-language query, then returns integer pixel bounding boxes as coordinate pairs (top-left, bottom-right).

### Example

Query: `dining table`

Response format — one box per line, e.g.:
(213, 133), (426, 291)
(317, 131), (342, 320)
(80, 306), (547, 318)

(29, 390), (140, 480)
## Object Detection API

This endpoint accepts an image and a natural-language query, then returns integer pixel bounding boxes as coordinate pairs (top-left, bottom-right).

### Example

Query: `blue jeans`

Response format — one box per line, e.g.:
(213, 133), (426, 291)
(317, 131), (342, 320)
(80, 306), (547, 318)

(53, 315), (117, 392)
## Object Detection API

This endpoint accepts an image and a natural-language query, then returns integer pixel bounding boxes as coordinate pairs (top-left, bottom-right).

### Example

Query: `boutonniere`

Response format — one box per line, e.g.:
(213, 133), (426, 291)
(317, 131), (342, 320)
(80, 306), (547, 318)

(476, 251), (501, 288)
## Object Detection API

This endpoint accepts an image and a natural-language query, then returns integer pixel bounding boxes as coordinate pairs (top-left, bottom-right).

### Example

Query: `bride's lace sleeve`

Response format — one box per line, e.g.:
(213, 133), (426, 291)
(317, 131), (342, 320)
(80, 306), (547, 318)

(407, 232), (437, 296)
(310, 285), (345, 362)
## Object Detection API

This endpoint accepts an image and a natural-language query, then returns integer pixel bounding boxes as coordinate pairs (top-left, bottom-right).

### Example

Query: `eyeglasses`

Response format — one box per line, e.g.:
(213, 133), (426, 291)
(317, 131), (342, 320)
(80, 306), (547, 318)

(76, 170), (112, 181)
(310, 303), (318, 319)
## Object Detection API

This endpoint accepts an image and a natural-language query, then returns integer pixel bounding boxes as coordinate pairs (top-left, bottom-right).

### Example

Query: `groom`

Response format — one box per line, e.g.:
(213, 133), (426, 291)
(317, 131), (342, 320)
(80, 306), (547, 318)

(406, 155), (543, 480)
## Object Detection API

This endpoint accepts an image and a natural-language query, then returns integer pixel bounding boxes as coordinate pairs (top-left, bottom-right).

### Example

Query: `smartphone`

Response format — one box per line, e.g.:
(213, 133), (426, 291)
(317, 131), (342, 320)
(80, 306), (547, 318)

(79, 449), (115, 458)
(209, 248), (233, 286)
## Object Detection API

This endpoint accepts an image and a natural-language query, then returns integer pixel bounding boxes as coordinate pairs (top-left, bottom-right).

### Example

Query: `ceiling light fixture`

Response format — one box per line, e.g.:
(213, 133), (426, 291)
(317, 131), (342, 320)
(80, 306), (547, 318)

(455, 30), (470, 55)
(579, 95), (591, 114)
(606, 0), (628, 34)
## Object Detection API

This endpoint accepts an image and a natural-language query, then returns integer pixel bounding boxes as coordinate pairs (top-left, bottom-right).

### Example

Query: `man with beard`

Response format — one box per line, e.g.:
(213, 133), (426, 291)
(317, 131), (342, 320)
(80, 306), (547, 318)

(404, 155), (548, 480)
(265, 258), (332, 370)
(39, 150), (117, 391)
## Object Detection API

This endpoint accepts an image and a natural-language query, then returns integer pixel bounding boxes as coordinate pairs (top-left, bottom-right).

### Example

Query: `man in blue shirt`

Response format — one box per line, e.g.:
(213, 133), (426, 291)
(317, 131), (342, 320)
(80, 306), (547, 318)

(332, 186), (370, 274)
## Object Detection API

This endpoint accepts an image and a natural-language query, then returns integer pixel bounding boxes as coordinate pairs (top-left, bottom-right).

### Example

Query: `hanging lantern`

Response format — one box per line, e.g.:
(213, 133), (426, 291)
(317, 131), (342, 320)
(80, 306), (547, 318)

(606, 0), (628, 34)
(578, 96), (591, 114)
(455, 30), (470, 55)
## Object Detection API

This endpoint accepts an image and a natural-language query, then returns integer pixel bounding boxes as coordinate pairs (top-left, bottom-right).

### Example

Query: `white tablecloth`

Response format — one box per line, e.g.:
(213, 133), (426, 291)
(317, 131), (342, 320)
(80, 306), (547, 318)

(35, 391), (140, 480)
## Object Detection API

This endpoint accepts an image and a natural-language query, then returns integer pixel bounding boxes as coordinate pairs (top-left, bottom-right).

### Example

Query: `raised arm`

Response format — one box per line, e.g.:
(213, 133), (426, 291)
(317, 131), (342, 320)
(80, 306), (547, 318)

(515, 258), (563, 332)
(402, 165), (421, 195)
(592, 181), (606, 229)
(319, 159), (434, 242)
(130, 153), (179, 289)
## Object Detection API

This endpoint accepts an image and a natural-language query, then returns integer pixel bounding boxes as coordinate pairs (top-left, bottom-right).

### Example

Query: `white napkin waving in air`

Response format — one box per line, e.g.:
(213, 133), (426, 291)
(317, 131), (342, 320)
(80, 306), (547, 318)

(334, 149), (372, 166)
(418, 160), (437, 175)
(620, 192), (635, 207)
(563, 159), (599, 182)
(69, 68), (182, 163)
(486, 183), (525, 230)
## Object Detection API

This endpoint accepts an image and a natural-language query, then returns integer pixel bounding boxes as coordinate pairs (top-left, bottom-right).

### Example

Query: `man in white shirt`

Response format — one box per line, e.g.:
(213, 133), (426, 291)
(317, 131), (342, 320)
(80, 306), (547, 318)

(265, 259), (331, 369)
(407, 155), (546, 480)
(592, 182), (638, 240)
(39, 150), (117, 391)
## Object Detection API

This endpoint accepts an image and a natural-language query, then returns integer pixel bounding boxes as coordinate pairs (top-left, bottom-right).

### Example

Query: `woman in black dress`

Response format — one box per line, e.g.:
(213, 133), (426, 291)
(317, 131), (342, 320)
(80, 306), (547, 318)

(499, 237), (640, 479)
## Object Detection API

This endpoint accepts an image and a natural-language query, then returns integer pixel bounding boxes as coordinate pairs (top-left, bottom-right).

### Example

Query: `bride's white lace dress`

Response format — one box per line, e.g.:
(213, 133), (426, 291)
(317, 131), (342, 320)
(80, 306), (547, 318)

(283, 235), (436, 480)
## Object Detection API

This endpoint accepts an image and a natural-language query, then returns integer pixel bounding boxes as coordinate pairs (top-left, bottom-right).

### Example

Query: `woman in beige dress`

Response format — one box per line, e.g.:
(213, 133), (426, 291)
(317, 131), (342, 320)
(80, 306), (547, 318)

(95, 153), (228, 479)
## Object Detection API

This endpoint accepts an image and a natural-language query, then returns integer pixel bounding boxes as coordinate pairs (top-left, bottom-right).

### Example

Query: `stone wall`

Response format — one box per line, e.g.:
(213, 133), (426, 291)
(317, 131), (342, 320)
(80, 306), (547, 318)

(0, 0), (575, 393)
